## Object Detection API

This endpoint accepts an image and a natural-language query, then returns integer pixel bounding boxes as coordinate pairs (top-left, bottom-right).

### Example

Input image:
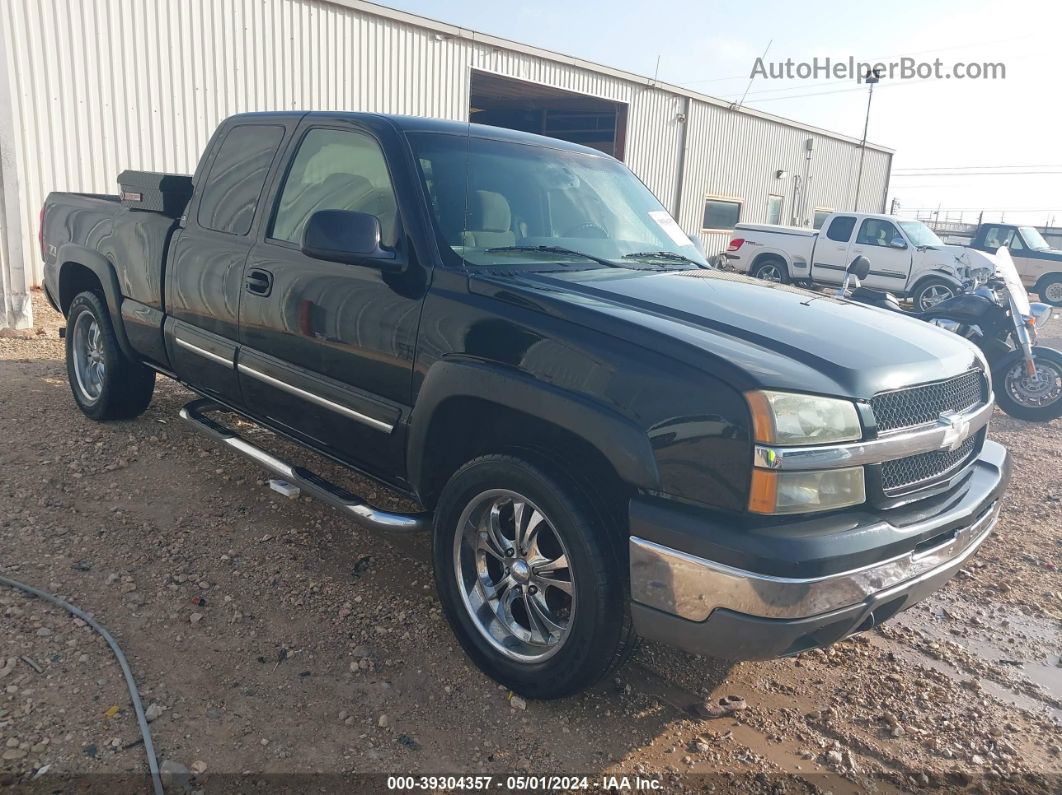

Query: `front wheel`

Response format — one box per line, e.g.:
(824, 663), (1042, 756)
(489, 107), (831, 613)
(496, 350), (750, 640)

(912, 278), (957, 312)
(432, 455), (633, 698)
(992, 347), (1062, 422)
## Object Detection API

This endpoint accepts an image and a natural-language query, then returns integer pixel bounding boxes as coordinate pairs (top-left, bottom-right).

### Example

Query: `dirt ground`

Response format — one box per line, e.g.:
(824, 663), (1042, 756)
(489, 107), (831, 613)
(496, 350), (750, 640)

(1, 290), (1059, 792)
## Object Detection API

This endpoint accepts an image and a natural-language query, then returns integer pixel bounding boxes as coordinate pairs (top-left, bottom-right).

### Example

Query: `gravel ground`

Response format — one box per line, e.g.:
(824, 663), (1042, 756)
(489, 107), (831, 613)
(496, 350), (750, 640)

(1, 290), (1059, 792)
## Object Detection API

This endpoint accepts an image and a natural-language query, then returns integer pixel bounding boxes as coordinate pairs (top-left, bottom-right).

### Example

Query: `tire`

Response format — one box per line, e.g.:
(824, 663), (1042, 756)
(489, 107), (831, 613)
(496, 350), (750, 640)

(65, 291), (156, 421)
(911, 278), (957, 313)
(749, 258), (790, 284)
(432, 454), (634, 699)
(1036, 274), (1062, 307)
(991, 346), (1062, 422)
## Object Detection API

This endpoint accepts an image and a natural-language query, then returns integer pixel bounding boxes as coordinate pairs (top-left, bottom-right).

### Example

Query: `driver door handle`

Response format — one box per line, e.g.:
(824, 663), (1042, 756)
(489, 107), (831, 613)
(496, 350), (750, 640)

(245, 268), (273, 297)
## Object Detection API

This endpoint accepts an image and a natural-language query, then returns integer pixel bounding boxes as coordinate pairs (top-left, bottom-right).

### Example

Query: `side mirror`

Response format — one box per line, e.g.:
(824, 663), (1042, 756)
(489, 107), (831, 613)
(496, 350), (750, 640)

(889, 238), (907, 249)
(848, 255), (871, 280)
(301, 210), (402, 271)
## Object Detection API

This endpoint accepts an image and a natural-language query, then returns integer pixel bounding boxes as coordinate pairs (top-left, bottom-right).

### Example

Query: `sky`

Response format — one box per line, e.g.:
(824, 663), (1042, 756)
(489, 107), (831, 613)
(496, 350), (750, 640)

(386, 0), (1062, 227)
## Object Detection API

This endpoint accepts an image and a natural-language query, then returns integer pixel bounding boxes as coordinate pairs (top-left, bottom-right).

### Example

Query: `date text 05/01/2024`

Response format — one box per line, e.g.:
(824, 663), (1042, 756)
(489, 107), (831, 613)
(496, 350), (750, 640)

(386, 775), (663, 790)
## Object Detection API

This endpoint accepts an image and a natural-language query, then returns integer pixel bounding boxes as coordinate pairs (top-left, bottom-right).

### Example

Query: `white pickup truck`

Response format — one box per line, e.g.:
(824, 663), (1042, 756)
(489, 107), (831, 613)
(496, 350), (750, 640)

(723, 212), (998, 311)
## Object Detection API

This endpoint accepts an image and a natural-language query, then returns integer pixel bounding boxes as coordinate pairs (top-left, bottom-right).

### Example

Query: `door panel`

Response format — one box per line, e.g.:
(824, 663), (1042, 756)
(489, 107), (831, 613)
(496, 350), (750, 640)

(237, 121), (426, 480)
(849, 218), (912, 291)
(164, 122), (291, 405)
(811, 215), (857, 283)
(166, 318), (240, 399)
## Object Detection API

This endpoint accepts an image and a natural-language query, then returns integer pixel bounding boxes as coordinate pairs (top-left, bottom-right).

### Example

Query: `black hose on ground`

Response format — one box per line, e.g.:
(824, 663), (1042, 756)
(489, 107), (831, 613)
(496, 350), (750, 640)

(0, 574), (164, 795)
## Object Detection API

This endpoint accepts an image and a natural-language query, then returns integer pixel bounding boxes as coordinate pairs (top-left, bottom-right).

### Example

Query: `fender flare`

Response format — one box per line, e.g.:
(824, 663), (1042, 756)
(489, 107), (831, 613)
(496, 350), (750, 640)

(1033, 270), (1062, 292)
(56, 244), (137, 360)
(748, 249), (794, 276)
(909, 269), (964, 296)
(406, 358), (661, 496)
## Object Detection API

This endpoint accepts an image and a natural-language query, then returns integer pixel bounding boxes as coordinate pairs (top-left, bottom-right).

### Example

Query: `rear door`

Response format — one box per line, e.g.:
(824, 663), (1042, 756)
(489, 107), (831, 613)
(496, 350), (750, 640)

(810, 215), (857, 284)
(237, 118), (426, 480)
(848, 218), (913, 291)
(164, 120), (294, 402)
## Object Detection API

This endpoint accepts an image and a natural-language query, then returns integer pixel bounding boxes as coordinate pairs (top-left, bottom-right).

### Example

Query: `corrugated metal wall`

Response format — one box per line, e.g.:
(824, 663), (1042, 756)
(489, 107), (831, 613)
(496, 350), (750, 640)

(0, 0), (891, 303)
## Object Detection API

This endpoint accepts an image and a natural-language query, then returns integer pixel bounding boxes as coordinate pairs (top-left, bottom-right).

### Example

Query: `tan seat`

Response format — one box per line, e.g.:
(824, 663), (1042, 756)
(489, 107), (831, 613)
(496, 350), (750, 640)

(461, 190), (515, 248)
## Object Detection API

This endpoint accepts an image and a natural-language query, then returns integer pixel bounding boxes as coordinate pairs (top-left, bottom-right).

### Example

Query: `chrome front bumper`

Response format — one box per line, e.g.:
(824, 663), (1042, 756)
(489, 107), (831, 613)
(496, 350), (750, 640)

(630, 500), (999, 623)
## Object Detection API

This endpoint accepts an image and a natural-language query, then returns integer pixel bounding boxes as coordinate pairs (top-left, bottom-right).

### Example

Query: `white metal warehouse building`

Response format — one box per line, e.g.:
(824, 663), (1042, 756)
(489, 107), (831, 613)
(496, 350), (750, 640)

(0, 0), (892, 329)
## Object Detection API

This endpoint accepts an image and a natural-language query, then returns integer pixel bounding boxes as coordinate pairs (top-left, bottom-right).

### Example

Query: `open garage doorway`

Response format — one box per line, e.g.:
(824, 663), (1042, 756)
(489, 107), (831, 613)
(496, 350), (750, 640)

(469, 71), (628, 160)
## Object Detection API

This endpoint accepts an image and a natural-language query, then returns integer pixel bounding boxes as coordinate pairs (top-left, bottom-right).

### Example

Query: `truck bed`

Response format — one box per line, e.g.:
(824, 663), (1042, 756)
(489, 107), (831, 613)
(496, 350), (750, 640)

(735, 223), (817, 237)
(43, 190), (181, 313)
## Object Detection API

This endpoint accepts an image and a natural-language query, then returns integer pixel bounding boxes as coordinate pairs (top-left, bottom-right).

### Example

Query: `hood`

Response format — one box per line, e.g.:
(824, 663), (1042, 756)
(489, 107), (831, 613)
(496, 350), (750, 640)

(474, 267), (984, 399)
(934, 245), (997, 274)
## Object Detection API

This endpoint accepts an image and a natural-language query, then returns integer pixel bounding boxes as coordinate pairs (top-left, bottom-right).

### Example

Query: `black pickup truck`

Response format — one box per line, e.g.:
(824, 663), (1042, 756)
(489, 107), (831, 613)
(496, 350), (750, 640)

(41, 112), (1010, 698)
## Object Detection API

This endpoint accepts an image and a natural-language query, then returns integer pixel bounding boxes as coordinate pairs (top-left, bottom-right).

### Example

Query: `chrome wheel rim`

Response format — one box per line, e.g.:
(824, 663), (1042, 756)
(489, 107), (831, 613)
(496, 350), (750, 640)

(72, 312), (105, 403)
(756, 263), (782, 282)
(453, 490), (575, 662)
(1044, 282), (1062, 303)
(920, 285), (953, 309)
(1004, 358), (1062, 409)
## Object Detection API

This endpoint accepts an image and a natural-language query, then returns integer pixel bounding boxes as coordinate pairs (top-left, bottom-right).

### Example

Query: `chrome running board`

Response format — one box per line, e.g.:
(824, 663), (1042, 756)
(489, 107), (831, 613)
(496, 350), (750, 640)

(179, 399), (430, 533)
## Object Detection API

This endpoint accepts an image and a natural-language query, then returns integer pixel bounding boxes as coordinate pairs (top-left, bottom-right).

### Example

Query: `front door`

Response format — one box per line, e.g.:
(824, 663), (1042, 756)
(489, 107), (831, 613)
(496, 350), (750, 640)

(847, 218), (912, 291)
(811, 215), (857, 284)
(237, 121), (427, 481)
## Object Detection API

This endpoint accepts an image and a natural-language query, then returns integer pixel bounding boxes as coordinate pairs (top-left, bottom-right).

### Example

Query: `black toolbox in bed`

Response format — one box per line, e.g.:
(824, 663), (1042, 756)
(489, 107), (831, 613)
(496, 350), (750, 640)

(117, 170), (193, 217)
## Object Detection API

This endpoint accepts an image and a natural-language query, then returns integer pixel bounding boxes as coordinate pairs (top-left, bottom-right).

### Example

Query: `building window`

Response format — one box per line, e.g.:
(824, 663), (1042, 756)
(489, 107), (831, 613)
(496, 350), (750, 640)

(812, 208), (833, 229)
(702, 197), (742, 231)
(766, 195), (784, 226)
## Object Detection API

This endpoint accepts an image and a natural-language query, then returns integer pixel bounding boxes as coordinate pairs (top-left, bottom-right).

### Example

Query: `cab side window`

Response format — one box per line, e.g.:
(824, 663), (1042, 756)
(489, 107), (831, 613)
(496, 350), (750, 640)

(856, 219), (905, 248)
(825, 216), (856, 242)
(984, 226), (1014, 249)
(197, 125), (285, 236)
(270, 128), (398, 247)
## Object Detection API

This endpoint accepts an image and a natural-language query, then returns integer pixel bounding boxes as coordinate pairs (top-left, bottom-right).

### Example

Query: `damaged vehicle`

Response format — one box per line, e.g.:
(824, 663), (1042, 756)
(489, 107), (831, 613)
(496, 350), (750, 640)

(726, 211), (997, 311)
(41, 112), (1009, 697)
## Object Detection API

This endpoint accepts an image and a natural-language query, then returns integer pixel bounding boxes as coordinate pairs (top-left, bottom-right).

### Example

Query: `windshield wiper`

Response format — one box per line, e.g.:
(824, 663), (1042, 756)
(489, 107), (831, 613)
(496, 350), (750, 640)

(485, 245), (619, 268)
(622, 251), (700, 265)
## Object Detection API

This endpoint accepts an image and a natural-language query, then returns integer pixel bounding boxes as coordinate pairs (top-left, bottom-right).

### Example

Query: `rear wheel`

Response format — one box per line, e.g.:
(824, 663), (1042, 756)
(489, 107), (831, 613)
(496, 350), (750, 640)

(749, 258), (789, 284)
(912, 279), (956, 312)
(433, 455), (633, 698)
(65, 291), (155, 420)
(992, 347), (1062, 422)
(1037, 275), (1062, 307)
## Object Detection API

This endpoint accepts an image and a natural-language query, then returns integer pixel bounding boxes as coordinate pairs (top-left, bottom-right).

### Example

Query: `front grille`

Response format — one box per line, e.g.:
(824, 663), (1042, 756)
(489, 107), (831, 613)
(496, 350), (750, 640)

(871, 370), (986, 433)
(880, 436), (978, 494)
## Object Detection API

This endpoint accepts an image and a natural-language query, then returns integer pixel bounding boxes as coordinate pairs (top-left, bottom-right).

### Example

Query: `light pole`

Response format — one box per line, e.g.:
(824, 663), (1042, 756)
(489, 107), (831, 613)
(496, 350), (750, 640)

(853, 66), (882, 211)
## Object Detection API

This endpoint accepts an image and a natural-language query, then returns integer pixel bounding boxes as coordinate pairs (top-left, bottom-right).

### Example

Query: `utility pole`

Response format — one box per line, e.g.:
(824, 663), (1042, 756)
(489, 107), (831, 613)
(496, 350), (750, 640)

(853, 66), (882, 212)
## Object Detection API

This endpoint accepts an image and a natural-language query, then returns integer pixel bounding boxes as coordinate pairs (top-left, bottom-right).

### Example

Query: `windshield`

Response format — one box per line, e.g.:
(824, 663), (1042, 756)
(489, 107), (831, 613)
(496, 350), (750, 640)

(1018, 226), (1050, 250)
(897, 221), (943, 247)
(995, 247), (1031, 316)
(408, 132), (707, 269)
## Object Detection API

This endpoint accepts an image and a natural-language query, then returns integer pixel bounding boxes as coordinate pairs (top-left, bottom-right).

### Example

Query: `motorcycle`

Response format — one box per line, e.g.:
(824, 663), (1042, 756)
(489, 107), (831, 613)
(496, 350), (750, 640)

(838, 249), (1062, 422)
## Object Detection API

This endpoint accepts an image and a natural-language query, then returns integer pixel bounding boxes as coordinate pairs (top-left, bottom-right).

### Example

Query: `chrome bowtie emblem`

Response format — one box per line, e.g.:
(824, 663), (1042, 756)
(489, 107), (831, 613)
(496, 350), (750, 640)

(939, 413), (970, 452)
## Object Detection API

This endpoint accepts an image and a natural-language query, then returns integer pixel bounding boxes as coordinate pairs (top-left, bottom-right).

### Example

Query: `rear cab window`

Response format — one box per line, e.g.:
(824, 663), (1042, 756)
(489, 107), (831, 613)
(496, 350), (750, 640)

(196, 124), (286, 235)
(825, 216), (856, 242)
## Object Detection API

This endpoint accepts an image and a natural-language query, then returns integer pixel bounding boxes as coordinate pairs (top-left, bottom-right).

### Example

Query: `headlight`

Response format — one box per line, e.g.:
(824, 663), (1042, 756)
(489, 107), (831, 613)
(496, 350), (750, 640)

(745, 390), (862, 445)
(749, 467), (866, 514)
(746, 390), (865, 514)
(1028, 303), (1052, 328)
